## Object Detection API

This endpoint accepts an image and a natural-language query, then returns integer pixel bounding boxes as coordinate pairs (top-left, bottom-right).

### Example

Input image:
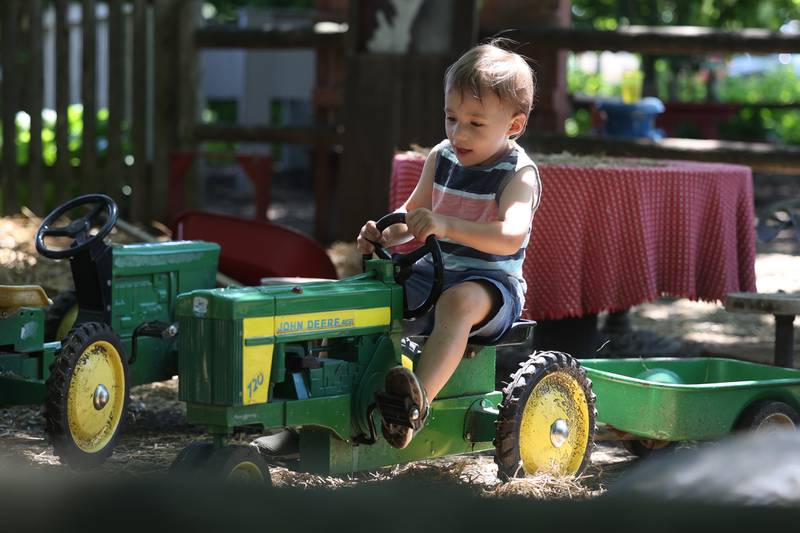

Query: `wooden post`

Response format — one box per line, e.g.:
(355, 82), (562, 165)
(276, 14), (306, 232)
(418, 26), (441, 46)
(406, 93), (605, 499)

(28, 0), (44, 215)
(312, 0), (347, 243)
(177, 0), (198, 210)
(81, 0), (98, 195)
(55, 0), (71, 204)
(107, 0), (124, 199)
(131, 0), (149, 222)
(154, 0), (196, 223)
(333, 0), (478, 241)
(153, 0), (180, 223)
(1, 0), (19, 215)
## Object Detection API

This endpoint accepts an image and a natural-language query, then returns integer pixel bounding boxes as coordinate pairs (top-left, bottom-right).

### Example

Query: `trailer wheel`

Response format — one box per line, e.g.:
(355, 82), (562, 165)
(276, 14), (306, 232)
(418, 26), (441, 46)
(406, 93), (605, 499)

(736, 401), (800, 432)
(622, 439), (679, 458)
(44, 289), (78, 342)
(495, 351), (596, 479)
(44, 322), (129, 468)
(204, 445), (272, 484)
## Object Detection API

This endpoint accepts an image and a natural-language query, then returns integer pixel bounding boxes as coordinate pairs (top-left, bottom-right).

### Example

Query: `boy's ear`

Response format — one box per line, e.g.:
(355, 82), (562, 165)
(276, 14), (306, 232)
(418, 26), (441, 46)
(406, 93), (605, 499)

(507, 113), (527, 137)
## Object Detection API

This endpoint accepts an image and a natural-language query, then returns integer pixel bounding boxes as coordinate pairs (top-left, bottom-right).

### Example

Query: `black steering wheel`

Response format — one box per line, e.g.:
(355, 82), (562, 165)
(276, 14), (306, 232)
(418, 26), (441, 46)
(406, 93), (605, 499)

(367, 212), (444, 320)
(35, 194), (118, 259)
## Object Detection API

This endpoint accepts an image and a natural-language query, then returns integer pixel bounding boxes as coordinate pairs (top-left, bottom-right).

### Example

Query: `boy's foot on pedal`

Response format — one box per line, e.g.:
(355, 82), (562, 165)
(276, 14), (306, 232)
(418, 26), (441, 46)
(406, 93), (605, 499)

(379, 366), (429, 449)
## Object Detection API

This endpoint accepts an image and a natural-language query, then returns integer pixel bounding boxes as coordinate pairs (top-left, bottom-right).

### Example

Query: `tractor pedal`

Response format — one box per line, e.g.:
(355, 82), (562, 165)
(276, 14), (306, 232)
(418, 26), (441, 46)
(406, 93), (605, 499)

(401, 337), (423, 358)
(252, 429), (299, 459)
(375, 391), (418, 429)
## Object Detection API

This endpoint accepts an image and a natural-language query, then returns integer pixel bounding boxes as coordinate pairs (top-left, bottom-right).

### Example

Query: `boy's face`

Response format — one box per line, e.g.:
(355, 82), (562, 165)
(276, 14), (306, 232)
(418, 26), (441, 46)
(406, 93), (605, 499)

(444, 89), (526, 167)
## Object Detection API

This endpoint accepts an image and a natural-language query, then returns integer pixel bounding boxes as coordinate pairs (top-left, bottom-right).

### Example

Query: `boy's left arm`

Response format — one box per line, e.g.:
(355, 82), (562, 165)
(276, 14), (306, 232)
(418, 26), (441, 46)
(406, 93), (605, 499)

(406, 167), (539, 255)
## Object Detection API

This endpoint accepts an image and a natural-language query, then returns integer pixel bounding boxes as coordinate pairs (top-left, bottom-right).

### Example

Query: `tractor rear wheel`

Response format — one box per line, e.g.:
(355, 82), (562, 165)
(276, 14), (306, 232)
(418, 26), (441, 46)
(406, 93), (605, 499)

(44, 322), (129, 468)
(495, 351), (596, 479)
(44, 289), (78, 342)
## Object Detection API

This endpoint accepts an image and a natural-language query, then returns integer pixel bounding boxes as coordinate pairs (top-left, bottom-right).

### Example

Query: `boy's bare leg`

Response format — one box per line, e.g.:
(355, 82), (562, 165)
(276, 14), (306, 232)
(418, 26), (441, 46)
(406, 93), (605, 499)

(414, 281), (494, 400)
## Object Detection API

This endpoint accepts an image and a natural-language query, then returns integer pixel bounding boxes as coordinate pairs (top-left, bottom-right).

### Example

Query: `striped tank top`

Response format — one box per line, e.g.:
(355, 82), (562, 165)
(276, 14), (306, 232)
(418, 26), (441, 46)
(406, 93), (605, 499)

(426, 139), (541, 286)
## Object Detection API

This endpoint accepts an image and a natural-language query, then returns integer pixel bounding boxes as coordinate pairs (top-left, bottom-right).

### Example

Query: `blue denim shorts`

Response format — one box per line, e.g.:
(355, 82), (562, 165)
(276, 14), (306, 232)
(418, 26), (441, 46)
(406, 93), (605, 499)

(402, 260), (524, 344)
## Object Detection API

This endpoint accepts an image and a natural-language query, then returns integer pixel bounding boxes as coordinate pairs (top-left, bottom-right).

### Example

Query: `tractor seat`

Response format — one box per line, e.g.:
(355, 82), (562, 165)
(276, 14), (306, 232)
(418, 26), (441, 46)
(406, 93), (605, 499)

(493, 320), (537, 347)
(0, 285), (52, 313)
(403, 320), (536, 360)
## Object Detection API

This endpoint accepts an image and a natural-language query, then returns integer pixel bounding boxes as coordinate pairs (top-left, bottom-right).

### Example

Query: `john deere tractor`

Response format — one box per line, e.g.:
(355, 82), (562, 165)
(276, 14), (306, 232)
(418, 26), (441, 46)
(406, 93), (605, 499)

(0, 194), (219, 467)
(172, 213), (596, 482)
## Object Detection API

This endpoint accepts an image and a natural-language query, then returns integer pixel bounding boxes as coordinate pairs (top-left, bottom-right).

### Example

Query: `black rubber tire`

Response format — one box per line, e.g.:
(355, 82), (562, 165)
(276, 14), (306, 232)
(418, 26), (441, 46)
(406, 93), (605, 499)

(494, 351), (596, 479)
(44, 289), (78, 342)
(735, 400), (800, 432)
(43, 322), (129, 469)
(169, 441), (215, 475)
(622, 439), (679, 458)
(203, 445), (272, 484)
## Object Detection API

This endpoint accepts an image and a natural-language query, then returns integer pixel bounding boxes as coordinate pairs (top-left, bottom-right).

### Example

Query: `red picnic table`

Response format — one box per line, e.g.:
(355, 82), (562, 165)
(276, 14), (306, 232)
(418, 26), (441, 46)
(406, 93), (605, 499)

(389, 152), (757, 353)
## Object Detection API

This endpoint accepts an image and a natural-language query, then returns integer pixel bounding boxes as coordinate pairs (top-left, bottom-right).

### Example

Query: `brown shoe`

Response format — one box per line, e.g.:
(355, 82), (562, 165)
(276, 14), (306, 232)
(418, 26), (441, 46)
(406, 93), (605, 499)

(379, 367), (429, 449)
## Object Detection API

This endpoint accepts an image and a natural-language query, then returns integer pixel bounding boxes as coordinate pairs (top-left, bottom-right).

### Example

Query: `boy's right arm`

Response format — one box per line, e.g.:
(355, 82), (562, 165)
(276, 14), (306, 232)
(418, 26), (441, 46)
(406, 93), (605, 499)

(356, 147), (439, 254)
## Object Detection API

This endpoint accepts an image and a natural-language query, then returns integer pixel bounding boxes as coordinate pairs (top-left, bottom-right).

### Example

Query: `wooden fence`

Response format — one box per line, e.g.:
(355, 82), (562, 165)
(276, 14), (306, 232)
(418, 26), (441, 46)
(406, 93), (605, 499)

(4, 2), (799, 232)
(0, 0), (194, 223)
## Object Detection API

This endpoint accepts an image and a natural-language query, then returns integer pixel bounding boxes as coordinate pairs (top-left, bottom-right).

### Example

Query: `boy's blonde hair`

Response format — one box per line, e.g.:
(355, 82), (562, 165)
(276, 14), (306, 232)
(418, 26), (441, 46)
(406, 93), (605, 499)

(444, 41), (536, 135)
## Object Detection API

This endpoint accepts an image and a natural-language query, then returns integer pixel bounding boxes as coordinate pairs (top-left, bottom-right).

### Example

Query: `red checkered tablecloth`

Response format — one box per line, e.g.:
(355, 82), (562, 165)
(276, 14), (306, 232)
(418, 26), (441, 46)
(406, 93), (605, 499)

(389, 153), (757, 320)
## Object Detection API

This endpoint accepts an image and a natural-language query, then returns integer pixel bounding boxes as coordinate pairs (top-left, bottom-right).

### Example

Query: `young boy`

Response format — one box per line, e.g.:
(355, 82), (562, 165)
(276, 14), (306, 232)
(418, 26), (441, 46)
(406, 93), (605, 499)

(357, 41), (541, 449)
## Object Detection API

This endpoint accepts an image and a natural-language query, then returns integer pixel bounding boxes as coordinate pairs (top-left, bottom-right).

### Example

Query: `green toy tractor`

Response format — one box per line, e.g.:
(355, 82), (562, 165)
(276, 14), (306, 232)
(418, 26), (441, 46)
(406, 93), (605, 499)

(172, 213), (596, 481)
(0, 194), (219, 467)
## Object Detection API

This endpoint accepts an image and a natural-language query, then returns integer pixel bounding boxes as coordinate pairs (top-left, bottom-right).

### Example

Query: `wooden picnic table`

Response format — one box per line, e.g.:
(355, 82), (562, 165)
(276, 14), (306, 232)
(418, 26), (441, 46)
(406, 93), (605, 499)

(727, 292), (800, 368)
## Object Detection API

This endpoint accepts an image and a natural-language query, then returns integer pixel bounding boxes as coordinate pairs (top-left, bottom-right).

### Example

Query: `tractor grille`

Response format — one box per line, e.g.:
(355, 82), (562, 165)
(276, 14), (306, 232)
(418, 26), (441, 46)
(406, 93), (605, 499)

(178, 315), (243, 405)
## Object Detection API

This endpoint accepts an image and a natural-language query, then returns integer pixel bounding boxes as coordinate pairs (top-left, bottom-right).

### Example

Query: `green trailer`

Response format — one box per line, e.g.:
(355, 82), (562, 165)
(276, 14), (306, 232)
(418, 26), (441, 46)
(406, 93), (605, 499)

(582, 357), (800, 456)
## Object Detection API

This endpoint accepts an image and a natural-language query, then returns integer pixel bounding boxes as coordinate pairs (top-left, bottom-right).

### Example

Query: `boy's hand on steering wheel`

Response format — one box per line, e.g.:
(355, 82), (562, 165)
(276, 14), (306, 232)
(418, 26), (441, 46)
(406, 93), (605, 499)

(407, 208), (448, 242)
(357, 220), (390, 254)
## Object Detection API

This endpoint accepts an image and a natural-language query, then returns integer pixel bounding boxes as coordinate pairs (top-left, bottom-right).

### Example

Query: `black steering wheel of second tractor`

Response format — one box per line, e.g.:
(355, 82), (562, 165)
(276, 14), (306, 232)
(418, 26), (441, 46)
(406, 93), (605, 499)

(36, 194), (119, 260)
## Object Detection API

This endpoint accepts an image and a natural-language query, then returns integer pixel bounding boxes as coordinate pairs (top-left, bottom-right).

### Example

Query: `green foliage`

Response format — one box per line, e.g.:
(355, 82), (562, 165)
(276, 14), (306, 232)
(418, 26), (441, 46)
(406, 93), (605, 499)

(718, 66), (800, 103)
(203, 0), (313, 23)
(567, 65), (621, 98)
(567, 1), (800, 144)
(570, 0), (800, 29)
(714, 67), (800, 143)
(567, 59), (800, 144)
(718, 107), (800, 144)
(564, 108), (592, 137)
(3, 104), (132, 167)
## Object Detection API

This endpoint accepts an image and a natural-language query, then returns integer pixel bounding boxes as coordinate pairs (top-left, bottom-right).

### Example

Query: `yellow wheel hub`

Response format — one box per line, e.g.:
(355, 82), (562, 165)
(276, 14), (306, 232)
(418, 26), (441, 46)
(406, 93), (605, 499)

(228, 461), (265, 483)
(66, 340), (126, 453)
(518, 371), (590, 476)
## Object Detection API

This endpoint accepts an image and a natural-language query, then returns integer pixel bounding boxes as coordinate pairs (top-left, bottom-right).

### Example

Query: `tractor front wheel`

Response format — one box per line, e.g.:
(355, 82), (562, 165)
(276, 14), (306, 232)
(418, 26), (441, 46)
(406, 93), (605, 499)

(204, 445), (272, 484)
(169, 441), (215, 475)
(44, 322), (129, 468)
(494, 351), (596, 479)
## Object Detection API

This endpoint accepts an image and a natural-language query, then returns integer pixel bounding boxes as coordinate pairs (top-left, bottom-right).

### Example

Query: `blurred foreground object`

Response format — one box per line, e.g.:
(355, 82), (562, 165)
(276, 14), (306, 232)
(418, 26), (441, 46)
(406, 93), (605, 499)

(608, 430), (800, 506)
